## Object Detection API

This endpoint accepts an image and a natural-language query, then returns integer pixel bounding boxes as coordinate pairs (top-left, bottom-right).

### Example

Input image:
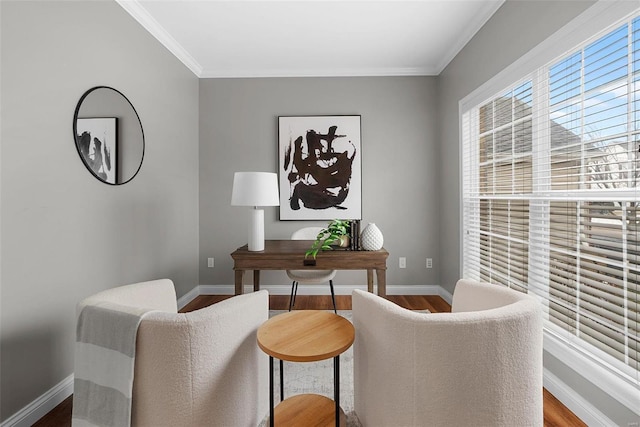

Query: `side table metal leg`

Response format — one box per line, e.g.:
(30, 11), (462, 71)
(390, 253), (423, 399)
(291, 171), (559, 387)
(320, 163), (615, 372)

(269, 356), (274, 427)
(280, 359), (284, 401)
(334, 355), (340, 427)
(253, 269), (261, 292)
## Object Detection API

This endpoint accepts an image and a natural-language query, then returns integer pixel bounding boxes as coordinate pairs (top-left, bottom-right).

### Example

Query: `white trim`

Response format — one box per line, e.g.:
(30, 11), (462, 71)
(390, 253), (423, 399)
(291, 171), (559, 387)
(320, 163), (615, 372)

(192, 284), (445, 297)
(0, 2), (3, 352)
(198, 66), (439, 79)
(386, 285), (443, 296)
(438, 286), (454, 305)
(543, 368), (616, 427)
(176, 285), (200, 310)
(458, 1), (640, 421)
(117, 0), (502, 79)
(435, 0), (505, 74)
(544, 330), (640, 417)
(458, 100), (466, 280)
(115, 0), (203, 77)
(460, 0), (639, 111)
(1, 374), (73, 427)
(114, 0), (441, 79)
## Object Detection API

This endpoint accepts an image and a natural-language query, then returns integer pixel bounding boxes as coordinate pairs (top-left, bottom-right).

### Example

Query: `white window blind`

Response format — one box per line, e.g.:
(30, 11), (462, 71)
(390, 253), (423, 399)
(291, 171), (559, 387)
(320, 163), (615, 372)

(462, 13), (639, 385)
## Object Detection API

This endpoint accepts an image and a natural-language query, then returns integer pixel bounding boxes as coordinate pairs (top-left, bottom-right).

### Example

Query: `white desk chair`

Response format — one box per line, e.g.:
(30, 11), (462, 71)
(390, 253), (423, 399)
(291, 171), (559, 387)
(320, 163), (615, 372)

(287, 227), (338, 313)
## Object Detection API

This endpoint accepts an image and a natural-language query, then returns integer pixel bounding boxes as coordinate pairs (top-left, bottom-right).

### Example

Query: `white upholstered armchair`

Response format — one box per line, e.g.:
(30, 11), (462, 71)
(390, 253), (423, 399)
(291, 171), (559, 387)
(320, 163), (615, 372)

(74, 279), (268, 427)
(352, 279), (543, 427)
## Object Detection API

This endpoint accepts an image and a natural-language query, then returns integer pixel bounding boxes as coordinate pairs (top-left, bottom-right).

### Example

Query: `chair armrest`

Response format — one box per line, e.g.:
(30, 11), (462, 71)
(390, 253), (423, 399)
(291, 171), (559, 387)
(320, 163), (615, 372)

(452, 278), (525, 313)
(77, 279), (177, 317)
(133, 290), (269, 427)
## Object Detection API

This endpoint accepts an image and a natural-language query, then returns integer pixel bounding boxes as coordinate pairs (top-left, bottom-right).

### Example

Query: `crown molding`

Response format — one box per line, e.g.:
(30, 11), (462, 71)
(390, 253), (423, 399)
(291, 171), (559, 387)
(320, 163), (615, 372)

(435, 0), (505, 74)
(460, 0), (639, 111)
(116, 0), (500, 79)
(115, 0), (203, 77)
(198, 66), (439, 79)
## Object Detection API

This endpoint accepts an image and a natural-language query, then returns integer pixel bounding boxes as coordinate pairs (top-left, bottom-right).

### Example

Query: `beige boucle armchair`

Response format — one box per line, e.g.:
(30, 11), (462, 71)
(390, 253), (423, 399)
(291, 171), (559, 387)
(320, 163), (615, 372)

(353, 279), (543, 427)
(75, 279), (268, 427)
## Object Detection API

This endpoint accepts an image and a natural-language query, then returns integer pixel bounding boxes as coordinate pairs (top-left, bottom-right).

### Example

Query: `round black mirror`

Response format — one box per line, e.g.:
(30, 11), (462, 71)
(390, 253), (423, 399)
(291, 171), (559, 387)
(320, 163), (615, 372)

(73, 86), (144, 185)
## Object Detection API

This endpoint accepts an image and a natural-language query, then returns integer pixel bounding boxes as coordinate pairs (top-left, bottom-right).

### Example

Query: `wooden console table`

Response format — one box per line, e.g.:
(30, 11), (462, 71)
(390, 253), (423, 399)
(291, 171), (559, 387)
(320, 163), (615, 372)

(230, 240), (389, 297)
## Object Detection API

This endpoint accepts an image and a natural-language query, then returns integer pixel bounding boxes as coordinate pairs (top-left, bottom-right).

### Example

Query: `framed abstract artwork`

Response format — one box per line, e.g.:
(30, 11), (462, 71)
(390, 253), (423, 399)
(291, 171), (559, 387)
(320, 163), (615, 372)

(76, 117), (118, 184)
(278, 115), (362, 220)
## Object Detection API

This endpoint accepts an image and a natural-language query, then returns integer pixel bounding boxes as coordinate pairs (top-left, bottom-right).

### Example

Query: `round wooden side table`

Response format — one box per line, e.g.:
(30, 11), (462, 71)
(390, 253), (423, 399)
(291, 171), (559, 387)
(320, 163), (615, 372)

(257, 310), (355, 427)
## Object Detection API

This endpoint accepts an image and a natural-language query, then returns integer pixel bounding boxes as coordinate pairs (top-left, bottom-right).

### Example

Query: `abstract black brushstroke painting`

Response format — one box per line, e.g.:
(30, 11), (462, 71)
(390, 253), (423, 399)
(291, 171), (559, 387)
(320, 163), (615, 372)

(76, 118), (117, 184)
(279, 116), (361, 220)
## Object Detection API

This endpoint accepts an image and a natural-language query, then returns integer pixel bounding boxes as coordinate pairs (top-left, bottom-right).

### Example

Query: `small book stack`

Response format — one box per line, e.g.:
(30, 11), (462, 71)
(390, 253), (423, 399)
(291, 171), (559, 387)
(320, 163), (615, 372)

(349, 220), (361, 251)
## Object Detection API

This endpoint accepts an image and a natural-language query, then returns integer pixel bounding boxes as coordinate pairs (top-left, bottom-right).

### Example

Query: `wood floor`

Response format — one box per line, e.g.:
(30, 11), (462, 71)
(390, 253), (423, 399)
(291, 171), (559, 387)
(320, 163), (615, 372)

(34, 294), (585, 427)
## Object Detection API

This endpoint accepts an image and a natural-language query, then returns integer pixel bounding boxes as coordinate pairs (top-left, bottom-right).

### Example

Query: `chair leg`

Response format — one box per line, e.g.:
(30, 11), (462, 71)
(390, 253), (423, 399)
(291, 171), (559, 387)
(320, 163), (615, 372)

(288, 281), (297, 311)
(329, 280), (337, 314)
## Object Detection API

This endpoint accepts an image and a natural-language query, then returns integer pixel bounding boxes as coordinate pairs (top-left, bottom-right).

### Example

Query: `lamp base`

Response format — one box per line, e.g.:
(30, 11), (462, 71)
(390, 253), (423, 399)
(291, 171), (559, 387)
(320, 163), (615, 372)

(248, 208), (264, 251)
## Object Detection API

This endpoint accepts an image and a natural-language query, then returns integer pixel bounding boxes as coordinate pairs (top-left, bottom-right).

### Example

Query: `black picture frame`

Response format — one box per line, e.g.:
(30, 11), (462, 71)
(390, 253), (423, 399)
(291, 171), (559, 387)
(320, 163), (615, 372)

(76, 117), (118, 184)
(278, 115), (362, 220)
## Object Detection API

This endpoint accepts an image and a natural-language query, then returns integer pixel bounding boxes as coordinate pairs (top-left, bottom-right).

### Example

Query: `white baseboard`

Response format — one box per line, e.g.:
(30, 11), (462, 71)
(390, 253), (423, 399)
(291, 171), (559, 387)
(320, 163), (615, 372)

(543, 329), (640, 420)
(543, 368), (615, 426)
(176, 285), (201, 310)
(438, 287), (454, 305)
(194, 284), (447, 298)
(1, 374), (73, 427)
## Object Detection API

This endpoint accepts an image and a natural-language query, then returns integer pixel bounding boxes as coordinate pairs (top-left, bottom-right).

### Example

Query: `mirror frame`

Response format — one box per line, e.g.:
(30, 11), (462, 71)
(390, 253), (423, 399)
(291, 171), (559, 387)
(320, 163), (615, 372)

(73, 86), (145, 185)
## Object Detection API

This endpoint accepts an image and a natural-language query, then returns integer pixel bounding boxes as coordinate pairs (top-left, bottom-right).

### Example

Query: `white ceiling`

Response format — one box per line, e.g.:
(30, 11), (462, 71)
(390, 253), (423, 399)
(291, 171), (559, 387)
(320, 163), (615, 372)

(117, 0), (504, 78)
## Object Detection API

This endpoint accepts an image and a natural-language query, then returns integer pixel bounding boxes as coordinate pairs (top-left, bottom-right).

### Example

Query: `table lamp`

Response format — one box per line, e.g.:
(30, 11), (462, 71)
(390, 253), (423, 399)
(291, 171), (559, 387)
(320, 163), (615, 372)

(231, 172), (280, 251)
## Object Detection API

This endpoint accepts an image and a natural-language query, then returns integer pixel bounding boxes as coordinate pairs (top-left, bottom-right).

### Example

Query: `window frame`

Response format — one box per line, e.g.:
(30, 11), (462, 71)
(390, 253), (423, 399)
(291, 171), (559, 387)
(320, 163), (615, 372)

(459, 0), (640, 417)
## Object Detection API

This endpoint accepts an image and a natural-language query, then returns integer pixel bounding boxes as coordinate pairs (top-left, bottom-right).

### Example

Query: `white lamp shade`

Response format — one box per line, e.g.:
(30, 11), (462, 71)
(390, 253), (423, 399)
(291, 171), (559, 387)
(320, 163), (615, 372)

(231, 172), (280, 207)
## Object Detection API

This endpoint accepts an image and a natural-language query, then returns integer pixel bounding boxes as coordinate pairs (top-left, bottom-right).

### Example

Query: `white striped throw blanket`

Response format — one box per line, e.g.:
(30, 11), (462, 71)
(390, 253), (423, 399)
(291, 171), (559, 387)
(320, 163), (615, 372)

(72, 302), (152, 427)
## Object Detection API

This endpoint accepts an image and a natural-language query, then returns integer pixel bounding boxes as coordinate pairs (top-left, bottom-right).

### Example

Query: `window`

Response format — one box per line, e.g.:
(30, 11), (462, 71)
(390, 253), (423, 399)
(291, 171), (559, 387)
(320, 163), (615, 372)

(462, 13), (639, 392)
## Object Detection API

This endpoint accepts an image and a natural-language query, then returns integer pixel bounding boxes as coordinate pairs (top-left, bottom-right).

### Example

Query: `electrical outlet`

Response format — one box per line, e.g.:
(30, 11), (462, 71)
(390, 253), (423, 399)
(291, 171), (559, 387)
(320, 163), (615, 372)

(426, 258), (433, 269)
(399, 257), (406, 269)
(207, 257), (214, 268)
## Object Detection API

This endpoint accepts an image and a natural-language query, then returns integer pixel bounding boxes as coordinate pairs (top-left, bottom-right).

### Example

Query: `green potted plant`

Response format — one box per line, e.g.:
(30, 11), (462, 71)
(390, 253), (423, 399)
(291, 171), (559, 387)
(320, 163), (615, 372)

(305, 219), (351, 259)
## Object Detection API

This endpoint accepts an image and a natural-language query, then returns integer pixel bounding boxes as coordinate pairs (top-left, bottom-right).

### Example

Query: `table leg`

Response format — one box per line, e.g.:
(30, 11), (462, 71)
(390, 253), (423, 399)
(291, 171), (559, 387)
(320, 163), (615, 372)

(366, 269), (374, 293)
(376, 268), (387, 298)
(334, 355), (340, 427)
(253, 270), (261, 292)
(269, 356), (274, 427)
(235, 270), (244, 295)
(280, 359), (284, 401)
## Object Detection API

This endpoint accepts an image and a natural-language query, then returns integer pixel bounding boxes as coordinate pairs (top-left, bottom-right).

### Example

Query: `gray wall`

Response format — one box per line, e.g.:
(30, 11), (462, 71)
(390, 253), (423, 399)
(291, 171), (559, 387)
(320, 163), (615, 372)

(1, 0), (634, 423)
(438, 0), (637, 423)
(0, 0), (199, 421)
(199, 77), (440, 290)
(437, 0), (595, 295)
